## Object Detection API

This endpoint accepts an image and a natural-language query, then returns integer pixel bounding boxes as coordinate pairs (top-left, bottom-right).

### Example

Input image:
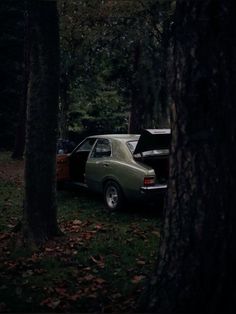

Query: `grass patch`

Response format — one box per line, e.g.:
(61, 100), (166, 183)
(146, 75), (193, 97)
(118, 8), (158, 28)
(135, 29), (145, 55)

(0, 180), (23, 231)
(0, 153), (162, 312)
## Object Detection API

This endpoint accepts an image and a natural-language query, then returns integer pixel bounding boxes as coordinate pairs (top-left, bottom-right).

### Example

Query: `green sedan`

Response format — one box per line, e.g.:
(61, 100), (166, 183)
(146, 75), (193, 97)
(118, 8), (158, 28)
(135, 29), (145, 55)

(57, 129), (170, 210)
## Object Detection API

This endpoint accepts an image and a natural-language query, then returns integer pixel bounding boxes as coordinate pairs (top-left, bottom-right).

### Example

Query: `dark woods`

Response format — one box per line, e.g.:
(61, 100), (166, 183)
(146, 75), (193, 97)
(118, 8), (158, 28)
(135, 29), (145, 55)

(0, 0), (236, 313)
(0, 1), (25, 152)
(0, 0), (173, 156)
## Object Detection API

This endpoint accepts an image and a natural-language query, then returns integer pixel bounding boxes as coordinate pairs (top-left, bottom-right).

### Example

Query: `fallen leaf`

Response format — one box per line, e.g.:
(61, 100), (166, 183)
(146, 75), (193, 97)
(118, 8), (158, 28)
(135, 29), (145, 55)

(111, 293), (122, 298)
(90, 255), (105, 268)
(0, 233), (11, 240)
(7, 224), (15, 228)
(95, 278), (106, 285)
(131, 275), (146, 284)
(152, 230), (160, 237)
(83, 274), (94, 281)
(67, 292), (82, 301)
(88, 293), (97, 299)
(136, 260), (146, 265)
(45, 247), (54, 252)
(22, 270), (34, 278)
(40, 298), (61, 309)
(95, 224), (103, 230)
(55, 287), (67, 296)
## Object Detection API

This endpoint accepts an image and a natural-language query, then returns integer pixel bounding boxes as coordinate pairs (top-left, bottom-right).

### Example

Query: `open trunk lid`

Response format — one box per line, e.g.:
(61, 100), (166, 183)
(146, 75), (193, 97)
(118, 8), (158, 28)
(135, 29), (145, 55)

(133, 128), (171, 155)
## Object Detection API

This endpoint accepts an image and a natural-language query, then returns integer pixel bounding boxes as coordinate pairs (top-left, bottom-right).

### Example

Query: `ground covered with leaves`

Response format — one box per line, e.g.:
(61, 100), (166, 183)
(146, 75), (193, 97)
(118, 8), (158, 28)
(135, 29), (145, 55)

(0, 152), (162, 313)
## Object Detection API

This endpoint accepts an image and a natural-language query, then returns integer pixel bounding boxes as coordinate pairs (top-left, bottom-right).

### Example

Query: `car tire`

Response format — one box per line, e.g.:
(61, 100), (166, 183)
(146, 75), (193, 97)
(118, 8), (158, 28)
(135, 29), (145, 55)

(104, 181), (124, 211)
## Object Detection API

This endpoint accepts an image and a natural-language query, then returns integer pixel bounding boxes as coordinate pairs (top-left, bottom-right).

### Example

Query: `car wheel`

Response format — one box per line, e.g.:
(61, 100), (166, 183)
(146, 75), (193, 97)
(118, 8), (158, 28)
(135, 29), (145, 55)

(104, 181), (124, 211)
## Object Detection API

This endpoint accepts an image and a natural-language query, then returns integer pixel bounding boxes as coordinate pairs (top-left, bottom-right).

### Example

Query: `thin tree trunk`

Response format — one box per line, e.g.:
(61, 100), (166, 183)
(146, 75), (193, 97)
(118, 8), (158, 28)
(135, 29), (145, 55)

(128, 42), (145, 133)
(11, 96), (27, 160)
(59, 73), (70, 139)
(156, 8), (172, 128)
(12, 0), (29, 160)
(24, 0), (61, 244)
(142, 0), (236, 313)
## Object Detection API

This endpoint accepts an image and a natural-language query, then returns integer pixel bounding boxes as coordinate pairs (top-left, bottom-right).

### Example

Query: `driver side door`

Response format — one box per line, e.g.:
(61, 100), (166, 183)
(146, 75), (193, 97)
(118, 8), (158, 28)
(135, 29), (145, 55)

(85, 138), (112, 192)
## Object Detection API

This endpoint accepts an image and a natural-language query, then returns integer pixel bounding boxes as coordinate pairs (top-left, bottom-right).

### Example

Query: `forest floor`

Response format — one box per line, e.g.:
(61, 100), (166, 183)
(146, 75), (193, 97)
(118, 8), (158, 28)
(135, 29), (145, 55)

(0, 152), (162, 313)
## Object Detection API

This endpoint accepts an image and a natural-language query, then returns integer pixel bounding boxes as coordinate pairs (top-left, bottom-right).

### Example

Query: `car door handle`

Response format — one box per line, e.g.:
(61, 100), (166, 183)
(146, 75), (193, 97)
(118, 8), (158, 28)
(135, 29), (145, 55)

(103, 163), (109, 167)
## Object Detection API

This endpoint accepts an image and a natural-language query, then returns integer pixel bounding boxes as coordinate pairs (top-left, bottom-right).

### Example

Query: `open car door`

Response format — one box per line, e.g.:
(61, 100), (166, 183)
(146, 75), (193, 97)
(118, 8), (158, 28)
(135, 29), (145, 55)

(56, 154), (70, 182)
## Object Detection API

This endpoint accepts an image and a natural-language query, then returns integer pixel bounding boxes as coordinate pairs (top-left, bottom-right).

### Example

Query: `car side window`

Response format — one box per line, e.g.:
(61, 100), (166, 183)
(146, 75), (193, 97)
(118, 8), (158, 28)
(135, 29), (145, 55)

(90, 139), (111, 158)
(76, 138), (96, 152)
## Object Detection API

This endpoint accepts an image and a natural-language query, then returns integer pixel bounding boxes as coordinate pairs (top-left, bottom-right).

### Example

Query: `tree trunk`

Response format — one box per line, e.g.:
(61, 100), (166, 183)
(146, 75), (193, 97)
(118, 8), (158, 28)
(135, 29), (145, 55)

(59, 73), (70, 139)
(142, 0), (236, 313)
(128, 42), (145, 133)
(24, 0), (61, 244)
(156, 6), (172, 129)
(12, 0), (29, 160)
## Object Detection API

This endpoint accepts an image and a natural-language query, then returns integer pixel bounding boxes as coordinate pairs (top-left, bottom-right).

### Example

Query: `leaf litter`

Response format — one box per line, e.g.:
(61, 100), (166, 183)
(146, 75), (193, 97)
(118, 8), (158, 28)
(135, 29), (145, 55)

(0, 155), (161, 312)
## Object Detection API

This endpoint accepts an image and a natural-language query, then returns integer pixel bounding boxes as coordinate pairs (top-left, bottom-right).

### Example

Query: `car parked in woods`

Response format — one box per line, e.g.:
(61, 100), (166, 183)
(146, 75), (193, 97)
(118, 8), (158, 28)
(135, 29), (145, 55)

(56, 129), (170, 210)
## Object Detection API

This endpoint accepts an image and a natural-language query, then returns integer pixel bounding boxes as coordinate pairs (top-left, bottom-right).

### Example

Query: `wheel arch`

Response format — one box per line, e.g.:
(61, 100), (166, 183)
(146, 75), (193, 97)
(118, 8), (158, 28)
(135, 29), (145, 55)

(102, 176), (125, 197)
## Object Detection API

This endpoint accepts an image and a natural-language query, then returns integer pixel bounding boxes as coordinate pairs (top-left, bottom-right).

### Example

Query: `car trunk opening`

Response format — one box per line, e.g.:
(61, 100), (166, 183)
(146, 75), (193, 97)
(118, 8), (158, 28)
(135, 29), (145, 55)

(133, 129), (171, 184)
(137, 156), (169, 183)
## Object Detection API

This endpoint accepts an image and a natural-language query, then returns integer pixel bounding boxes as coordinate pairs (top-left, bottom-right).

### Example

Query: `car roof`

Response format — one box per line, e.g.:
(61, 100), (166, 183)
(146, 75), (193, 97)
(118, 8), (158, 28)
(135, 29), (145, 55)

(88, 134), (140, 142)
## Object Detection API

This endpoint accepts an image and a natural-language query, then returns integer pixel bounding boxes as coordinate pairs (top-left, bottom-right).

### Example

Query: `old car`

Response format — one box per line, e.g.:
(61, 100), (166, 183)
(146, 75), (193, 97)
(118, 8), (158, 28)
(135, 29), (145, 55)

(56, 129), (170, 210)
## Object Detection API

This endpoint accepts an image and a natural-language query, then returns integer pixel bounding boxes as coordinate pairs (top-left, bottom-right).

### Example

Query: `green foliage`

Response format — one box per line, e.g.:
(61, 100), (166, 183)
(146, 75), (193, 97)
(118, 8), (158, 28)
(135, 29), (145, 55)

(69, 80), (129, 134)
(58, 0), (174, 137)
(0, 1), (175, 150)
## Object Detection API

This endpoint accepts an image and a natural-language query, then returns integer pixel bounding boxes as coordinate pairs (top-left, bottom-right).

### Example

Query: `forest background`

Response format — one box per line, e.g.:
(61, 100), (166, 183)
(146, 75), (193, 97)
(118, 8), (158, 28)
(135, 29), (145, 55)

(0, 0), (173, 154)
(1, 0), (236, 313)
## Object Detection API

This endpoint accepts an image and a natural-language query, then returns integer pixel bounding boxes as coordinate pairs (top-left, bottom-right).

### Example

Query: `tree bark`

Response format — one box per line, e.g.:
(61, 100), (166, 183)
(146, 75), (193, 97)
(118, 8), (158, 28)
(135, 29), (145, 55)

(142, 0), (236, 313)
(12, 0), (29, 160)
(24, 0), (61, 244)
(128, 43), (144, 133)
(59, 72), (70, 139)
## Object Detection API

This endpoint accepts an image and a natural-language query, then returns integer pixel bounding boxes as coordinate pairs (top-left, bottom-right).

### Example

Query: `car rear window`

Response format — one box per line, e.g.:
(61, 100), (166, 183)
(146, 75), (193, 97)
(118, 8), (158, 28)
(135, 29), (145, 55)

(126, 141), (138, 154)
(127, 140), (169, 156)
(137, 149), (170, 157)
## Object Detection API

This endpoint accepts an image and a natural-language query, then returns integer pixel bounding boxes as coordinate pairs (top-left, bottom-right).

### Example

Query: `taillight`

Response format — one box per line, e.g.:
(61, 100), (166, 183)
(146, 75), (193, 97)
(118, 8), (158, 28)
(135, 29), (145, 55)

(143, 176), (155, 186)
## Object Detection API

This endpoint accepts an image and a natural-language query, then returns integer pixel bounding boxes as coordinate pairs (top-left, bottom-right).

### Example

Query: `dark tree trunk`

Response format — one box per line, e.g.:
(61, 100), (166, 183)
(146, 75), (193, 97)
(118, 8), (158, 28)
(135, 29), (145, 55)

(128, 92), (145, 133)
(128, 43), (145, 133)
(12, 0), (29, 160)
(142, 0), (236, 313)
(156, 6), (172, 129)
(11, 95), (27, 160)
(59, 73), (70, 139)
(24, 0), (61, 244)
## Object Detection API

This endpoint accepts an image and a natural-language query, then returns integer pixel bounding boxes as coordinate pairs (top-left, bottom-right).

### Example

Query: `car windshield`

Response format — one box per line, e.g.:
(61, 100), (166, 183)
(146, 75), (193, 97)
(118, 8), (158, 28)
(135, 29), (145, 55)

(126, 141), (138, 153)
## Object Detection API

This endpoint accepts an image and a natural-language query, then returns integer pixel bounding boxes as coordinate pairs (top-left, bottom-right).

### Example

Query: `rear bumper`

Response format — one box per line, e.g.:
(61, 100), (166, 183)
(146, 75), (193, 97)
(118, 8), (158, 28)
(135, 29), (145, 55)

(139, 184), (167, 200)
(140, 183), (167, 193)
